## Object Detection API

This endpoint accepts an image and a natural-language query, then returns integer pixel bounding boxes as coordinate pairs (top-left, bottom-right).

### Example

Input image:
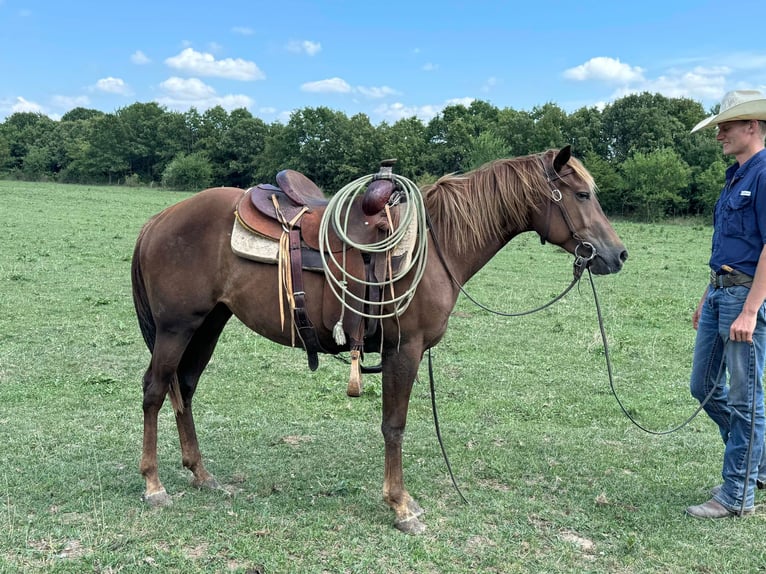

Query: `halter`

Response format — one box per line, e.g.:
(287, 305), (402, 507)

(537, 158), (596, 278)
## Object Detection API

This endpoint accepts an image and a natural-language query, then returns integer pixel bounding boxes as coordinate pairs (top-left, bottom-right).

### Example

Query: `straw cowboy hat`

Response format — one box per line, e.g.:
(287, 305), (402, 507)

(691, 89), (766, 133)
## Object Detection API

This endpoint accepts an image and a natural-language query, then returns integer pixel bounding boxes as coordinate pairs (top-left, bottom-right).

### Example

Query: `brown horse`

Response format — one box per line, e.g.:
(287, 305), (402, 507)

(131, 146), (627, 534)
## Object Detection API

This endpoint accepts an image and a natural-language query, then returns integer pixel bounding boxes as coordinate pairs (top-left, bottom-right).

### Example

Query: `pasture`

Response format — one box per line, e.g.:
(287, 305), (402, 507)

(0, 180), (764, 573)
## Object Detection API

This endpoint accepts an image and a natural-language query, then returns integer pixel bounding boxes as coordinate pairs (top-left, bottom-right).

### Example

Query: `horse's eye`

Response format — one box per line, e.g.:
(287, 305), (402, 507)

(575, 191), (591, 201)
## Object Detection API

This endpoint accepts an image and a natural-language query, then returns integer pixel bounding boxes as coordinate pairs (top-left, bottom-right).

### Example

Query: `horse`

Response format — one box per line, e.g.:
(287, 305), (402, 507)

(130, 145), (627, 534)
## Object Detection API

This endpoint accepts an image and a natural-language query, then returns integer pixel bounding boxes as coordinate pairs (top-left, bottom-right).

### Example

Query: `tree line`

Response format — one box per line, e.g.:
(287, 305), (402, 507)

(0, 92), (728, 220)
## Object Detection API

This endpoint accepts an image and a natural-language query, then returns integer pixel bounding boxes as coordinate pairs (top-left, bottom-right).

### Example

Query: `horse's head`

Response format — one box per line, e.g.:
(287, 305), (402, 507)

(531, 146), (627, 275)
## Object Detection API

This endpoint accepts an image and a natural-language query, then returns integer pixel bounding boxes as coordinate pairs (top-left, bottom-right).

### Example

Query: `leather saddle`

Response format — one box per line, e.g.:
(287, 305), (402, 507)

(234, 169), (396, 377)
(237, 169), (387, 253)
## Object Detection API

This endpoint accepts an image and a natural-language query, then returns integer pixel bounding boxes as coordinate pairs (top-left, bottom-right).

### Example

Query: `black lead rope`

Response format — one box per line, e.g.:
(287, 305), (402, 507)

(586, 267), (720, 435)
(424, 349), (468, 504)
(588, 268), (758, 515)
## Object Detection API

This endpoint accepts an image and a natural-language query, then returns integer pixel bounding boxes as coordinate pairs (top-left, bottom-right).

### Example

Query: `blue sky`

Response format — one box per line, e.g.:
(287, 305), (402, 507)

(2, 0), (765, 124)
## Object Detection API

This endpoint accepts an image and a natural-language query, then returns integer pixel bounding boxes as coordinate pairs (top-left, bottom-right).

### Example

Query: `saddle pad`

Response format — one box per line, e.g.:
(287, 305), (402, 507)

(391, 206), (419, 271)
(231, 219), (327, 271)
(231, 218), (280, 263)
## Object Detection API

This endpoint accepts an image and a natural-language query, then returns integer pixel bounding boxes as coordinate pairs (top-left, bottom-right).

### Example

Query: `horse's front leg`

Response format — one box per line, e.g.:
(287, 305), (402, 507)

(175, 404), (221, 491)
(381, 345), (426, 534)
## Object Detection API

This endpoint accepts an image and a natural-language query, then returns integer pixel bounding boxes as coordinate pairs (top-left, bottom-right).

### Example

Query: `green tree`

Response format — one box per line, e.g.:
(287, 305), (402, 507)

(73, 113), (129, 183)
(0, 112), (57, 176)
(581, 151), (625, 216)
(494, 107), (536, 157)
(276, 106), (362, 191)
(161, 152), (213, 191)
(565, 106), (607, 158)
(378, 117), (429, 181)
(61, 107), (104, 122)
(620, 147), (691, 221)
(693, 158), (727, 217)
(601, 92), (689, 163)
(116, 102), (175, 182)
(217, 109), (269, 188)
(465, 130), (511, 170)
(424, 100), (500, 175)
(528, 102), (568, 152)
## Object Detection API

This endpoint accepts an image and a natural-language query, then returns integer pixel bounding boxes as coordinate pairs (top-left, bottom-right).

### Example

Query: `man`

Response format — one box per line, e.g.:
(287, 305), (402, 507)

(686, 89), (766, 518)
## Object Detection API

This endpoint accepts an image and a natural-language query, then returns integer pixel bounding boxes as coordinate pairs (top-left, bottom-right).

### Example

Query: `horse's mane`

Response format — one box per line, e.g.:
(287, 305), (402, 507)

(422, 149), (595, 254)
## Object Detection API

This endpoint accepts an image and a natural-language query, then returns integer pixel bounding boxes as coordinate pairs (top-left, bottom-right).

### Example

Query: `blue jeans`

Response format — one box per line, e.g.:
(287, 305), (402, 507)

(690, 285), (766, 512)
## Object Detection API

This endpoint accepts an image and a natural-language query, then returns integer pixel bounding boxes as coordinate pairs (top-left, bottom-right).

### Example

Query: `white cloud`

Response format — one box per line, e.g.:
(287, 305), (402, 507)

(301, 77), (352, 93)
(374, 98), (474, 122)
(232, 26), (254, 36)
(287, 40), (321, 56)
(563, 57), (645, 83)
(131, 50), (150, 65)
(637, 67), (727, 100)
(11, 96), (43, 114)
(356, 85), (399, 99)
(300, 78), (399, 99)
(51, 95), (90, 109)
(160, 77), (216, 99)
(445, 97), (475, 107)
(422, 62), (438, 72)
(165, 48), (265, 81)
(481, 76), (498, 93)
(374, 102), (440, 122)
(156, 76), (254, 111)
(92, 77), (131, 95)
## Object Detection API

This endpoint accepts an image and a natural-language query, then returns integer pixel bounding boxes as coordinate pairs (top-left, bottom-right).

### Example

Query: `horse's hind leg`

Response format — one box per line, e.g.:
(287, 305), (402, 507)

(140, 335), (190, 506)
(174, 305), (231, 492)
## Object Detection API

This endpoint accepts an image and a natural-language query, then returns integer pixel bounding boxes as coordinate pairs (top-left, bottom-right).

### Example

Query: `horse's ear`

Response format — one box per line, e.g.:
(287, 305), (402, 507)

(553, 145), (571, 173)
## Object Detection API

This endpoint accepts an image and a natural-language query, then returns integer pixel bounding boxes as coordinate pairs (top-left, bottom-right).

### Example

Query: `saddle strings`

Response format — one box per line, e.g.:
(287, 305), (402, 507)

(273, 193), (309, 344)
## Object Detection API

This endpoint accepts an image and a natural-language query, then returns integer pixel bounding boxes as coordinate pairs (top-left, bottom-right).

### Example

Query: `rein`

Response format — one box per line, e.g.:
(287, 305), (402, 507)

(586, 267), (720, 435)
(424, 160), (598, 501)
(426, 159), (713, 503)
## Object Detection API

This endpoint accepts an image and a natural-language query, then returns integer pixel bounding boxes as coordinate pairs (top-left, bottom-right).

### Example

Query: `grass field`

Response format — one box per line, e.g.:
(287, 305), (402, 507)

(1, 180), (764, 573)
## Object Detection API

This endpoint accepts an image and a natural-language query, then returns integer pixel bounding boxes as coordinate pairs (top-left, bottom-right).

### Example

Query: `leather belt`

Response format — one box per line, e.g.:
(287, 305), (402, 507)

(710, 269), (753, 289)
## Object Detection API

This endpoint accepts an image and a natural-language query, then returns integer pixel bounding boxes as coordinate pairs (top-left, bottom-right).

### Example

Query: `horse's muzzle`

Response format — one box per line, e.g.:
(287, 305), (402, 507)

(588, 246), (628, 275)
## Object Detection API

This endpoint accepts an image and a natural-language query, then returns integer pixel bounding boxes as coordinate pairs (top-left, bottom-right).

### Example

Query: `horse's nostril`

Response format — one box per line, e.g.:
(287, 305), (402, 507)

(620, 250), (628, 262)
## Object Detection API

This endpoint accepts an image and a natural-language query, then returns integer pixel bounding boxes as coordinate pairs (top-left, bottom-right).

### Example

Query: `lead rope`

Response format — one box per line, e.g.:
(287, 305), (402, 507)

(423, 349), (468, 504)
(586, 267), (720, 435)
(587, 269), (758, 516)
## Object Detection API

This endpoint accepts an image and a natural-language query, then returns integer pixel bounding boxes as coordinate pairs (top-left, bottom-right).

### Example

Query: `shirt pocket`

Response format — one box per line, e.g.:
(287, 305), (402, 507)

(722, 193), (754, 238)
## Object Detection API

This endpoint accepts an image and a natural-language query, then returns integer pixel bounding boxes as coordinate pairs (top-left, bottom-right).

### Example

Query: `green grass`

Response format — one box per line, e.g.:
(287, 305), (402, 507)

(1, 180), (764, 573)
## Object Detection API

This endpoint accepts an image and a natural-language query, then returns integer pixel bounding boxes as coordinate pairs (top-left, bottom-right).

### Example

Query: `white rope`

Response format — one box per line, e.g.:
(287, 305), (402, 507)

(318, 173), (429, 324)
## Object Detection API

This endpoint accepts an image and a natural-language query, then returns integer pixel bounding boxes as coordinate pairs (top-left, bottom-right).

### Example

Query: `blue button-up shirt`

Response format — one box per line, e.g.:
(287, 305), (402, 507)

(710, 148), (766, 277)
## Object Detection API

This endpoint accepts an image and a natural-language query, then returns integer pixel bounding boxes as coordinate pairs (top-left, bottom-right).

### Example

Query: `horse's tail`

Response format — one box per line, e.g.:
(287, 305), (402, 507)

(131, 220), (184, 414)
(131, 223), (156, 352)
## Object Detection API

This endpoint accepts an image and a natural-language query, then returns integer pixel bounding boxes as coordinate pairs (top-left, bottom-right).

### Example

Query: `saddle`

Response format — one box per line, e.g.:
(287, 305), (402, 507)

(234, 168), (399, 391)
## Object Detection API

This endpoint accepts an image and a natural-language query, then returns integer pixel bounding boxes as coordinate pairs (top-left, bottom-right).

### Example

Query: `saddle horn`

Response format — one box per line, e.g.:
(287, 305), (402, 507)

(362, 159), (399, 216)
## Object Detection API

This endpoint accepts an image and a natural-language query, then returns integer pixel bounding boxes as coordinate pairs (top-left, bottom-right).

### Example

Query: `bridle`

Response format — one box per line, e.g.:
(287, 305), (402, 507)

(537, 158), (597, 278)
(427, 157), (598, 318)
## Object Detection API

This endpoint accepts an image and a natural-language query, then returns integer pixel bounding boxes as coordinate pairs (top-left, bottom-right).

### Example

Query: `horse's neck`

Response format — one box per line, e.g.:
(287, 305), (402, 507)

(435, 227), (524, 286)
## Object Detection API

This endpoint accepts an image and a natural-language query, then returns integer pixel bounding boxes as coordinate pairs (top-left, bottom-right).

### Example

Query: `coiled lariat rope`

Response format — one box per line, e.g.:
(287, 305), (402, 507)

(318, 173), (429, 344)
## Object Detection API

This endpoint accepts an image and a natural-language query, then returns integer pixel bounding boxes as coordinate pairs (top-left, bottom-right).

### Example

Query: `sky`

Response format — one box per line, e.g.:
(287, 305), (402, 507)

(2, 0), (766, 125)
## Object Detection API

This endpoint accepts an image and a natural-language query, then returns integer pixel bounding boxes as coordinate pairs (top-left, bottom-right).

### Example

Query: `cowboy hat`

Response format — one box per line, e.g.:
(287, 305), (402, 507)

(691, 89), (766, 133)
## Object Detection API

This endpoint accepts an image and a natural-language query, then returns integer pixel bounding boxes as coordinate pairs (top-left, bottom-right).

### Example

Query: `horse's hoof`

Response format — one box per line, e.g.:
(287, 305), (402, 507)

(346, 380), (362, 397)
(394, 515), (426, 535)
(192, 476), (224, 492)
(407, 499), (425, 518)
(142, 489), (172, 507)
